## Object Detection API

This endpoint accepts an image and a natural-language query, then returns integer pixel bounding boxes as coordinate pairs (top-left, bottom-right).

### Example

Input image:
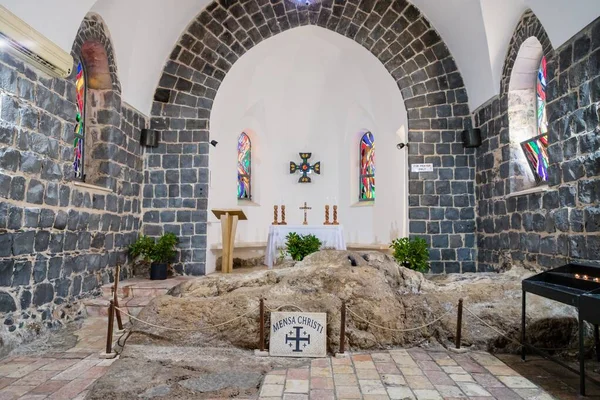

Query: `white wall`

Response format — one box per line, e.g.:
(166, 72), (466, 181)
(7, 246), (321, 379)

(208, 26), (409, 274)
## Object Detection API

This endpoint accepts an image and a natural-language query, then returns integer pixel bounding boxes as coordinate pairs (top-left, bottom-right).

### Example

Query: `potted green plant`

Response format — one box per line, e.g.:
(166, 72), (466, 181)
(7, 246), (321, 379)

(129, 233), (178, 280)
(390, 237), (430, 273)
(285, 232), (322, 261)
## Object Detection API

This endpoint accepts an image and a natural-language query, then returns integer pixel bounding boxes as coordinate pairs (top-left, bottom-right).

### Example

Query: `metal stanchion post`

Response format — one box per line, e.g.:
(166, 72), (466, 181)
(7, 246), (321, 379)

(259, 298), (265, 352)
(455, 298), (463, 349)
(339, 301), (346, 355)
(105, 300), (115, 355)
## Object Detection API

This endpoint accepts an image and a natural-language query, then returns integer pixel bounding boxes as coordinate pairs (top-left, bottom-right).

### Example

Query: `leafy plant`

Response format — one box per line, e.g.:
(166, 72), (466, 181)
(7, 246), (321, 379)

(285, 232), (322, 261)
(129, 233), (178, 264)
(390, 237), (430, 272)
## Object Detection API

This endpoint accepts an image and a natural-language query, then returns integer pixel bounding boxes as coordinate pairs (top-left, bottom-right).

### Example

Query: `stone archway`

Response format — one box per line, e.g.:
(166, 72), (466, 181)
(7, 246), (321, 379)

(145, 0), (476, 275)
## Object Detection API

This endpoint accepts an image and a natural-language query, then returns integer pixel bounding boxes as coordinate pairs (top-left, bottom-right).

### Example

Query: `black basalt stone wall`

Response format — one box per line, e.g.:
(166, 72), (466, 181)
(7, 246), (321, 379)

(0, 14), (145, 339)
(148, 0), (477, 275)
(474, 11), (600, 271)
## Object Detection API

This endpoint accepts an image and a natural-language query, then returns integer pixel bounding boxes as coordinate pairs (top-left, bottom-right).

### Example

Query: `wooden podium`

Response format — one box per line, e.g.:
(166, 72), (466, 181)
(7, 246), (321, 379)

(212, 209), (247, 273)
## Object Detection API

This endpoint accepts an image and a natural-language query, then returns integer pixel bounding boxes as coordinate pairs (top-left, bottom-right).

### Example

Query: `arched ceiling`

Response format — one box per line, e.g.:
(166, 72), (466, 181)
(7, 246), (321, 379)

(2, 0), (599, 115)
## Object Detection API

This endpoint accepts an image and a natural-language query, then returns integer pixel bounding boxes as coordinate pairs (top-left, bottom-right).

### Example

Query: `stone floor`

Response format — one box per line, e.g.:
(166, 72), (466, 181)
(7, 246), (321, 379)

(0, 317), (116, 400)
(258, 349), (557, 400)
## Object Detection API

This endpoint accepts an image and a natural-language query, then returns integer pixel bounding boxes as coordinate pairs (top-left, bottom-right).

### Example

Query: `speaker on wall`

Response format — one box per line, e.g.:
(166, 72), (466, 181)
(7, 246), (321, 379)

(462, 128), (482, 148)
(140, 129), (159, 147)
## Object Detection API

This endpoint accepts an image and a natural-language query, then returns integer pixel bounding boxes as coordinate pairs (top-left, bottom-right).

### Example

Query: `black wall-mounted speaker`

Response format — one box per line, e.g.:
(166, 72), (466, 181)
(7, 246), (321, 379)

(140, 129), (159, 147)
(462, 128), (482, 148)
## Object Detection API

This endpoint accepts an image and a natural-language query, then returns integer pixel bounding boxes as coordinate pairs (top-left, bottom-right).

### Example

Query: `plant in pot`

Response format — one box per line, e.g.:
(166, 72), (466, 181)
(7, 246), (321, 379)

(129, 233), (178, 280)
(390, 237), (430, 273)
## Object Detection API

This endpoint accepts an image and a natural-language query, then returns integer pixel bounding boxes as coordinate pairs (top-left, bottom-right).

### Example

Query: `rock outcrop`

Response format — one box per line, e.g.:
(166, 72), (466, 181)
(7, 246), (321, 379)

(128, 251), (580, 354)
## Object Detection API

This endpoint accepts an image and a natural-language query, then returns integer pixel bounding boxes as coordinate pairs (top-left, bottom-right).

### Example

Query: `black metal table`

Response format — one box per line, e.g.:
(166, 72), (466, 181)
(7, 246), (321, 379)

(522, 262), (600, 396)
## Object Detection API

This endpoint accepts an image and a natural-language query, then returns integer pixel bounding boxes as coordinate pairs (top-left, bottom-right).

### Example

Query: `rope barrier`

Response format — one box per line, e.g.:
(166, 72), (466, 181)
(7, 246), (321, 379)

(114, 305), (258, 332)
(266, 304), (305, 312)
(346, 305), (454, 332)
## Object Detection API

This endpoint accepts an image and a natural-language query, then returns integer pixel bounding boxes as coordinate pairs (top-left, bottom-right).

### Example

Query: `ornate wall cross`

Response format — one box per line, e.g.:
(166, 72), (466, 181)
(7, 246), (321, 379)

(290, 153), (321, 183)
(299, 202), (312, 225)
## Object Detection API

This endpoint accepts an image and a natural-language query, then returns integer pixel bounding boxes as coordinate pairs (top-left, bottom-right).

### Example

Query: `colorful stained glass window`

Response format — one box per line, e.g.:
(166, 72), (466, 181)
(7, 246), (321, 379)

(359, 131), (375, 201)
(73, 61), (86, 180)
(521, 134), (549, 183)
(237, 132), (251, 199)
(536, 56), (548, 135)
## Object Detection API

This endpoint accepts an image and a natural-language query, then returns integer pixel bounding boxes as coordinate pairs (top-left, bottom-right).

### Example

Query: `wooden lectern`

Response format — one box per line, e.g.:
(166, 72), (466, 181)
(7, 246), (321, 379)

(211, 209), (247, 273)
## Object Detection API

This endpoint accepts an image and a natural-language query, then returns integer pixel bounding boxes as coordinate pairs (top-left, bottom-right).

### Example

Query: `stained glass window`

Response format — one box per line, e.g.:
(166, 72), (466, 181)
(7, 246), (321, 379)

(237, 133), (251, 199)
(521, 134), (549, 183)
(536, 56), (548, 135)
(359, 131), (375, 201)
(73, 61), (86, 180)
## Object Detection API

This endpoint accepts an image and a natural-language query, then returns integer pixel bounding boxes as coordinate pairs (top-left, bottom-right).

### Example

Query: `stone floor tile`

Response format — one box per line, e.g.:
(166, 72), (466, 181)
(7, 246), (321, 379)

(0, 385), (36, 398)
(449, 374), (474, 383)
(283, 394), (308, 400)
(401, 367), (424, 376)
(455, 382), (491, 397)
(375, 363), (400, 374)
(417, 361), (442, 371)
(363, 395), (391, 400)
(334, 374), (358, 386)
(28, 380), (67, 395)
(6, 360), (50, 379)
(513, 388), (555, 399)
(47, 378), (95, 400)
(335, 385), (362, 399)
(441, 366), (467, 375)
(39, 359), (79, 371)
(387, 386), (416, 400)
(18, 395), (47, 400)
(310, 389), (335, 400)
(311, 367), (332, 378)
(372, 353), (393, 363)
(405, 375), (434, 390)
(311, 377), (334, 390)
(470, 353), (505, 366)
(486, 386), (522, 399)
(284, 380), (309, 394)
(287, 369), (310, 380)
(356, 369), (380, 380)
(0, 364), (32, 377)
(392, 355), (419, 368)
(260, 384), (284, 397)
(332, 357), (352, 365)
(484, 365), (520, 376)
(423, 370), (454, 386)
(471, 373), (504, 388)
(0, 379), (16, 391)
(381, 374), (406, 387)
(413, 389), (443, 400)
(51, 360), (100, 381)
(354, 360), (377, 370)
(497, 375), (537, 389)
(265, 374), (287, 385)
(455, 360), (486, 374)
(271, 370), (289, 375)
(435, 359), (458, 366)
(312, 359), (331, 368)
(359, 379), (387, 395)
(333, 365), (354, 374)
(96, 358), (119, 367)
(352, 354), (373, 362)
(407, 350), (432, 361)
(14, 370), (59, 386)
(72, 390), (90, 400)
(434, 384), (466, 398)
(259, 397), (283, 400)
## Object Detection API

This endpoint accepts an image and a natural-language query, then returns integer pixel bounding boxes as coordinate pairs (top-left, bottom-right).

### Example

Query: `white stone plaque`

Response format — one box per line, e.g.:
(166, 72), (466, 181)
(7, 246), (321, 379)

(411, 163), (434, 172)
(269, 312), (327, 358)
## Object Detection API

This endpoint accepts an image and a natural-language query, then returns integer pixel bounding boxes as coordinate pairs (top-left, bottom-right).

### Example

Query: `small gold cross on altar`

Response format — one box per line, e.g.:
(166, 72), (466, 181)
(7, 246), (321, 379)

(299, 202), (312, 225)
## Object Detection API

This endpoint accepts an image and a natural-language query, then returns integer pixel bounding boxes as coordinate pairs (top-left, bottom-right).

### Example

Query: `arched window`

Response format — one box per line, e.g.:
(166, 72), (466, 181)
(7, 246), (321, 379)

(237, 132), (251, 199)
(520, 56), (549, 183)
(73, 60), (86, 181)
(359, 131), (375, 201)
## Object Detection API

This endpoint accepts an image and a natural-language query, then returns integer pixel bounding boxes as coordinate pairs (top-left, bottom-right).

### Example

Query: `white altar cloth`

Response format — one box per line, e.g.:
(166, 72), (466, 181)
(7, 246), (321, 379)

(265, 225), (346, 268)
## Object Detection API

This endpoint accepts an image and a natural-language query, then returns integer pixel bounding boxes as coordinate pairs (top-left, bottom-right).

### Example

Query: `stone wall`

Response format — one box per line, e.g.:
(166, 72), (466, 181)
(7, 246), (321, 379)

(148, 0), (476, 275)
(0, 14), (146, 342)
(474, 11), (600, 271)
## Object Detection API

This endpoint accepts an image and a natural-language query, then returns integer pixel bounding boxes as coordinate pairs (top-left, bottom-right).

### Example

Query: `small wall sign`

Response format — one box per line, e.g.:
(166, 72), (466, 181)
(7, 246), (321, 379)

(269, 312), (327, 358)
(411, 163), (434, 172)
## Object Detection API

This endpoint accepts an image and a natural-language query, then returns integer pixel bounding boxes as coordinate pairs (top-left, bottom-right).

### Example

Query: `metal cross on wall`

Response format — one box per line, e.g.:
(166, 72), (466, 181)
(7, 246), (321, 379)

(290, 153), (321, 183)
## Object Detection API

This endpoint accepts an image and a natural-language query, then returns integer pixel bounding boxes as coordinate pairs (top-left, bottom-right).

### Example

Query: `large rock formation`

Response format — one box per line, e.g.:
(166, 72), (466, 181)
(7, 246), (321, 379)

(128, 251), (581, 354)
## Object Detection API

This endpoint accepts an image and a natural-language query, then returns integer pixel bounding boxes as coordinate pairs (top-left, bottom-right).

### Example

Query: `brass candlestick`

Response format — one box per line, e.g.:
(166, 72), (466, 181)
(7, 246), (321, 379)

(332, 205), (339, 225)
(324, 205), (331, 225)
(273, 205), (279, 225)
(280, 205), (287, 225)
